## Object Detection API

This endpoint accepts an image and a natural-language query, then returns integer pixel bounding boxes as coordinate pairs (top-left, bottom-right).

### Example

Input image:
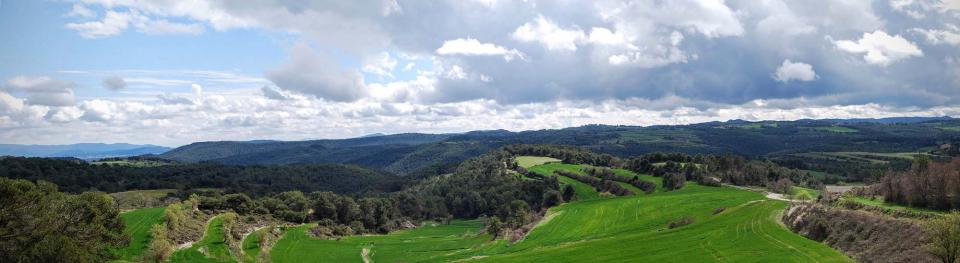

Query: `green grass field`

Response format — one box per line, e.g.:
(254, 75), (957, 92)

(847, 196), (946, 216)
(170, 215), (233, 262)
(808, 126), (859, 133)
(240, 227), (270, 263)
(264, 163), (850, 262)
(792, 187), (820, 200)
(112, 207), (166, 261)
(271, 220), (490, 262)
(92, 159), (172, 167)
(110, 189), (176, 209)
(516, 156), (561, 168)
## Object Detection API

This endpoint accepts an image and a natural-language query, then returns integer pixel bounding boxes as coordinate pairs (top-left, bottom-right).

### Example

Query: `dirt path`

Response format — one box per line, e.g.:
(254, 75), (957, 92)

(175, 215), (219, 250)
(361, 247), (372, 263)
(765, 192), (790, 201)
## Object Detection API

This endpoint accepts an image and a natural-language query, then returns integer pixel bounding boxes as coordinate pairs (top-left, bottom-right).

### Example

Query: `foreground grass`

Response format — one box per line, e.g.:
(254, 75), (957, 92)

(516, 156), (561, 168)
(267, 163), (850, 262)
(112, 207), (166, 261)
(271, 220), (489, 262)
(170, 215), (232, 262)
(241, 227), (268, 263)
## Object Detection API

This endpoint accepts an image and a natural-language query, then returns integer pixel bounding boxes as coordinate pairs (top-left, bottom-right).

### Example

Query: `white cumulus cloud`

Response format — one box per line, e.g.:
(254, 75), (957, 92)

(773, 60), (817, 82)
(834, 30), (924, 66)
(511, 15), (586, 51)
(436, 38), (525, 61)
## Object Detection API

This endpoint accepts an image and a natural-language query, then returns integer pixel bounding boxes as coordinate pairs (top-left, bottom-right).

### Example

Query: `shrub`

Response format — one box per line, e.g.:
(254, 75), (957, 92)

(146, 225), (173, 262)
(768, 177), (795, 195)
(924, 212), (960, 263)
(699, 176), (722, 187)
(663, 173), (686, 191)
(668, 216), (694, 229)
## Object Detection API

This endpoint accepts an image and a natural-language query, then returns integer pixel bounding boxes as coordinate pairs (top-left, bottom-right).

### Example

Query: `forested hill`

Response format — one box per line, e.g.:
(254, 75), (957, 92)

(156, 118), (960, 176)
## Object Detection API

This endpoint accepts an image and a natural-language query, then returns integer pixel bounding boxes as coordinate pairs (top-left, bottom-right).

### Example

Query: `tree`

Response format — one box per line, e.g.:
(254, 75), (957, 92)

(506, 200), (532, 227)
(146, 225), (173, 262)
(562, 184), (576, 201)
(0, 178), (126, 262)
(542, 190), (563, 207)
(925, 212), (960, 263)
(485, 216), (503, 238)
(311, 191), (339, 221)
(663, 173), (686, 191)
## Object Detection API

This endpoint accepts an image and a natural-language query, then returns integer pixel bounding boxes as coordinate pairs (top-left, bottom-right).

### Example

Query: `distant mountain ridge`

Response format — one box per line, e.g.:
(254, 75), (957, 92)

(0, 143), (170, 160)
(153, 116), (960, 176)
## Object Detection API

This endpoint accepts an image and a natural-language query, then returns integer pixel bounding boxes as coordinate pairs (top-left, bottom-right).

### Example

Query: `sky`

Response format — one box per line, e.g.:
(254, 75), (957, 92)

(1, 0), (959, 147)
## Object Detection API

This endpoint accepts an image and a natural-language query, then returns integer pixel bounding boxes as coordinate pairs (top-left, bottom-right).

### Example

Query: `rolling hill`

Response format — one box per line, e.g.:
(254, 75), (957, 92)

(0, 143), (170, 159)
(155, 118), (960, 176)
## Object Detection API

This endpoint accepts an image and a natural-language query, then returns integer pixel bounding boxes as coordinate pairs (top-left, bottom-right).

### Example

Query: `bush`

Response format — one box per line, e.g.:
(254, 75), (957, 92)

(668, 216), (694, 229)
(485, 216), (503, 238)
(146, 225), (173, 262)
(768, 177), (795, 195)
(663, 173), (686, 191)
(924, 212), (960, 263)
(699, 176), (722, 187)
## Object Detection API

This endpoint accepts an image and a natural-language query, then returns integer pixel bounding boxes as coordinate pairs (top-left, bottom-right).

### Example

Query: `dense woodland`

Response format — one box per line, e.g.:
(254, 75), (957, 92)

(0, 157), (402, 196)
(624, 152), (822, 190)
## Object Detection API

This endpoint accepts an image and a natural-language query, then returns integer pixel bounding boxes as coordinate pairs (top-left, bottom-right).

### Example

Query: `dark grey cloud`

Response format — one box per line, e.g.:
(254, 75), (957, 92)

(69, 0), (960, 110)
(266, 43), (366, 102)
(102, 76), (127, 91)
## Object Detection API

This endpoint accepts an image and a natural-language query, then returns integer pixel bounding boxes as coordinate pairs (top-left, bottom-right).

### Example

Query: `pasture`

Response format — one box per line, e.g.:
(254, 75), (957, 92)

(170, 215), (232, 262)
(112, 207), (166, 261)
(516, 155), (561, 168)
(271, 220), (489, 262)
(260, 162), (849, 262)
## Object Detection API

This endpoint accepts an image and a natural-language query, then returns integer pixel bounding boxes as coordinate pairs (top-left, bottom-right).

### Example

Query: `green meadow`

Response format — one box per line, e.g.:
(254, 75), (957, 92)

(516, 155), (561, 168)
(112, 207), (166, 261)
(170, 215), (232, 262)
(271, 220), (488, 262)
(258, 162), (850, 262)
(152, 161), (849, 262)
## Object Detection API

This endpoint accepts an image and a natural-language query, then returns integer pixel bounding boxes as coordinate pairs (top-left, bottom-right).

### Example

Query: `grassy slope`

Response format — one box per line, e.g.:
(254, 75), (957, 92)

(272, 220), (489, 262)
(240, 228), (267, 263)
(170, 215), (232, 262)
(516, 156), (561, 168)
(112, 207), (166, 261)
(528, 163), (602, 200)
(848, 196), (947, 215)
(268, 163), (850, 263)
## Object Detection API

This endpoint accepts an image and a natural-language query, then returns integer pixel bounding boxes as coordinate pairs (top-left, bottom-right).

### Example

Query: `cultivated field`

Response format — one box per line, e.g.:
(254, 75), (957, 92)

(516, 155), (561, 168)
(271, 220), (489, 262)
(170, 215), (232, 262)
(256, 162), (849, 262)
(112, 207), (166, 262)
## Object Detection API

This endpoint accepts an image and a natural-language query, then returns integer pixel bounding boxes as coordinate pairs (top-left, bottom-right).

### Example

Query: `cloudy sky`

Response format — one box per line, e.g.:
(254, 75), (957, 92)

(1, 0), (959, 146)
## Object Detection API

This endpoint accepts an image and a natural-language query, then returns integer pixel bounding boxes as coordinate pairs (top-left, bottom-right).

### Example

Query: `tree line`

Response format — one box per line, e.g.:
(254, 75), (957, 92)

(876, 156), (960, 210)
(581, 166), (656, 194)
(0, 157), (403, 196)
(624, 153), (821, 191)
(554, 169), (634, 196)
